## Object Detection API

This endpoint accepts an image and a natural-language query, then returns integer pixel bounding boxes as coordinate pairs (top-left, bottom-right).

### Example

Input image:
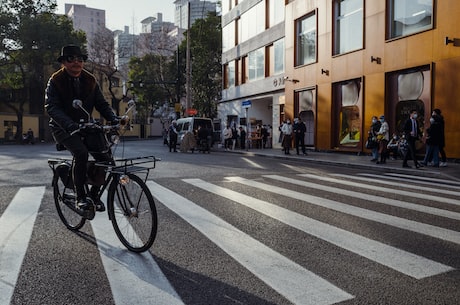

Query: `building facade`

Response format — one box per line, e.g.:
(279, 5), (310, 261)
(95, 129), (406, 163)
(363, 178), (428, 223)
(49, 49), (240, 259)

(64, 4), (106, 43)
(220, 0), (460, 158)
(174, 0), (217, 29)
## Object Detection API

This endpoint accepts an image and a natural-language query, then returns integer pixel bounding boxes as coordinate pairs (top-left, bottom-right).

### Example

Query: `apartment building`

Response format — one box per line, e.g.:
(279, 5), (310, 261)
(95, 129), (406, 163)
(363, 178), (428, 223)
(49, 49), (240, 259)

(65, 4), (105, 43)
(174, 0), (217, 29)
(220, 0), (460, 158)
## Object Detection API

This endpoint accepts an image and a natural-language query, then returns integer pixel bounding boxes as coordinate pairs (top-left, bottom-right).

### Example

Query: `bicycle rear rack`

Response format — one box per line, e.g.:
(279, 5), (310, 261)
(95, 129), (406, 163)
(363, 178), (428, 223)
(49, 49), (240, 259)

(96, 155), (160, 175)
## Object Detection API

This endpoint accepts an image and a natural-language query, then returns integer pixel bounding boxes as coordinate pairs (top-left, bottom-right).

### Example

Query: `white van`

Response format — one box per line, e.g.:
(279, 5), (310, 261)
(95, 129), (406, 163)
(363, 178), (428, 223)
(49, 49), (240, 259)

(174, 117), (215, 146)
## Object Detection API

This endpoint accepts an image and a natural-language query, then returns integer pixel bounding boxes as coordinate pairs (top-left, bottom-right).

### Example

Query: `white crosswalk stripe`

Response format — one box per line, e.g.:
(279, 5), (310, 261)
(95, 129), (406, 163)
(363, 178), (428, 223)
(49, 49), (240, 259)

(2, 170), (459, 304)
(0, 186), (45, 305)
(207, 177), (452, 279)
(148, 180), (354, 305)
(230, 175), (460, 245)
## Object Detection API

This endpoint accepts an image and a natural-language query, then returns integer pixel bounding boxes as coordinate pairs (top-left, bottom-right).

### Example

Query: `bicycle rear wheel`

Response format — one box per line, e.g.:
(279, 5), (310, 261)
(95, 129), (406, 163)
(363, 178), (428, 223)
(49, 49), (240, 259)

(53, 172), (86, 230)
(107, 173), (157, 252)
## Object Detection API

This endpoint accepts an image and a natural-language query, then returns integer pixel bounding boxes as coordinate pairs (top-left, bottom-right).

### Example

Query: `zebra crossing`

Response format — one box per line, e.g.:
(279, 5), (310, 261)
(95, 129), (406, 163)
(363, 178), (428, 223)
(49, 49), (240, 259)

(1, 171), (459, 304)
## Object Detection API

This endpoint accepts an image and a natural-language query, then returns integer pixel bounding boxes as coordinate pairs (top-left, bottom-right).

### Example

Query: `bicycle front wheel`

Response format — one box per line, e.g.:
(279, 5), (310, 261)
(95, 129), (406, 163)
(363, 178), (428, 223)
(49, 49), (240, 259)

(53, 172), (86, 230)
(107, 173), (157, 252)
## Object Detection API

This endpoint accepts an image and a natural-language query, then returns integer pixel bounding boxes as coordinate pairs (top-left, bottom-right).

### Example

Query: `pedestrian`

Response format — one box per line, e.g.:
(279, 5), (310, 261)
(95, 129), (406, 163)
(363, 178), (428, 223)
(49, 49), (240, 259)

(168, 120), (178, 152)
(369, 116), (381, 162)
(293, 117), (307, 155)
(231, 125), (238, 150)
(421, 114), (442, 167)
(387, 132), (400, 160)
(261, 125), (269, 149)
(376, 115), (389, 164)
(26, 128), (35, 144)
(223, 125), (232, 150)
(432, 109), (447, 166)
(239, 126), (246, 150)
(45, 45), (119, 214)
(402, 109), (422, 168)
(281, 119), (293, 155)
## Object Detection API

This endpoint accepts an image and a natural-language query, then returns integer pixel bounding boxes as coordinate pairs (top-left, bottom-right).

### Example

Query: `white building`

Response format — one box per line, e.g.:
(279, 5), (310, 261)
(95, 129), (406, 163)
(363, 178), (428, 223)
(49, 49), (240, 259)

(64, 4), (105, 43)
(174, 0), (217, 29)
(219, 0), (286, 147)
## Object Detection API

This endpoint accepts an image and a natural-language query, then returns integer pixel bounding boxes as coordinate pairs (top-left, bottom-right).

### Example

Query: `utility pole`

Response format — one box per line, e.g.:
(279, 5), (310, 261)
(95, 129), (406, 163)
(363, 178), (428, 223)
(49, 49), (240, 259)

(185, 0), (192, 117)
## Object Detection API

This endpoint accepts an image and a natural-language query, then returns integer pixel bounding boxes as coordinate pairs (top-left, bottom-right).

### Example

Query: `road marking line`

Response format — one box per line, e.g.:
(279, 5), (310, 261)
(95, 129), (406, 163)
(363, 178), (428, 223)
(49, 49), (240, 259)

(0, 186), (45, 305)
(266, 174), (460, 220)
(91, 212), (184, 305)
(241, 157), (265, 169)
(148, 181), (354, 305)
(357, 173), (460, 191)
(384, 173), (460, 187)
(190, 178), (453, 279)
(227, 176), (460, 245)
(299, 174), (460, 206)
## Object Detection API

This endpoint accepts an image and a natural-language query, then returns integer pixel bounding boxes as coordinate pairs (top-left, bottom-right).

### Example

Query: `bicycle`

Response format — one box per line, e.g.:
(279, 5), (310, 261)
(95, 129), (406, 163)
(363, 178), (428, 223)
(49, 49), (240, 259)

(48, 100), (159, 252)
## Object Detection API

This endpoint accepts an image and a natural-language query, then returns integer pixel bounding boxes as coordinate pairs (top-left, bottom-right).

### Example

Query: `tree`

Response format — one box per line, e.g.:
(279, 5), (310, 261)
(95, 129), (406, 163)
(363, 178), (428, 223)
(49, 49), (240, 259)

(0, 0), (85, 141)
(128, 53), (181, 124)
(181, 11), (222, 118)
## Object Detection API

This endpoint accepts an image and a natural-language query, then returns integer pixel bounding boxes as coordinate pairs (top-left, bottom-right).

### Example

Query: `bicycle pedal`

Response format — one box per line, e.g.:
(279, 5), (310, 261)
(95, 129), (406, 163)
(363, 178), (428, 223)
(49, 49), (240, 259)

(82, 206), (95, 220)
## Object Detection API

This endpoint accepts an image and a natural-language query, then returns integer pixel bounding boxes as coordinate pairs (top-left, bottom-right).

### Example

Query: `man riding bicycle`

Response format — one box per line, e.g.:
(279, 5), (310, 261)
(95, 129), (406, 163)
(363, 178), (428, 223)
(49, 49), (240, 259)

(45, 45), (119, 214)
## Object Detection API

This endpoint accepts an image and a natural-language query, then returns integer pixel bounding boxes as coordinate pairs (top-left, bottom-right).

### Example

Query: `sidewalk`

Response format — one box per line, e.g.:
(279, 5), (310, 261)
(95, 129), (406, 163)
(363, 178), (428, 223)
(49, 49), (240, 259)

(217, 146), (460, 182)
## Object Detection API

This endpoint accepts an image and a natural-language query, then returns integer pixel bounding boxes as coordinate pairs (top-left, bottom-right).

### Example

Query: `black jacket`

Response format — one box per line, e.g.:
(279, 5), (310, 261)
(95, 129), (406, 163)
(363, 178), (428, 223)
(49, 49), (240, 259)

(45, 68), (117, 134)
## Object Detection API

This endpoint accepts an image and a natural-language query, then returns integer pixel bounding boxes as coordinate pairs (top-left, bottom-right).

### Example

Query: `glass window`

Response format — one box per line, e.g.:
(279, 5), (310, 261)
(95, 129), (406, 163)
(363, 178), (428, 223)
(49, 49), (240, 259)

(226, 61), (236, 88)
(222, 21), (236, 52)
(248, 47), (265, 81)
(333, 0), (363, 55)
(239, 1), (266, 43)
(333, 79), (362, 149)
(296, 12), (316, 66)
(274, 38), (285, 74)
(388, 0), (433, 39)
(269, 0), (285, 27)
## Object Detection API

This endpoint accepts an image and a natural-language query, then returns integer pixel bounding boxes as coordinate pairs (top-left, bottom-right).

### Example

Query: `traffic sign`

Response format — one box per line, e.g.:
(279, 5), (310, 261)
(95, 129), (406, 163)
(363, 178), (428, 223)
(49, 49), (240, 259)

(242, 100), (251, 108)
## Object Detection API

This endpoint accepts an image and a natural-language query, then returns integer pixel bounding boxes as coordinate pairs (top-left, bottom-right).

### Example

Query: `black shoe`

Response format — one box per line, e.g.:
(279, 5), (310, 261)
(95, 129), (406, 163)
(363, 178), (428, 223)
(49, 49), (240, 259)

(370, 158), (377, 162)
(92, 198), (106, 212)
(402, 164), (411, 168)
(76, 197), (95, 220)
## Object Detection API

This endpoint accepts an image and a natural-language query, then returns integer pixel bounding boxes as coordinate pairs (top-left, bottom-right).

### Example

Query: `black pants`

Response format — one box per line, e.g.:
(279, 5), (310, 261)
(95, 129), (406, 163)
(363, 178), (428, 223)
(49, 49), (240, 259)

(57, 133), (112, 199)
(403, 137), (418, 166)
(295, 134), (306, 154)
(169, 135), (177, 152)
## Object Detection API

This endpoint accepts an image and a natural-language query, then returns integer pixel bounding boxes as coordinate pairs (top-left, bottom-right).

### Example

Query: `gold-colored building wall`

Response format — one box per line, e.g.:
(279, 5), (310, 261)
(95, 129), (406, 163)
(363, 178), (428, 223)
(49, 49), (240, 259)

(285, 0), (460, 158)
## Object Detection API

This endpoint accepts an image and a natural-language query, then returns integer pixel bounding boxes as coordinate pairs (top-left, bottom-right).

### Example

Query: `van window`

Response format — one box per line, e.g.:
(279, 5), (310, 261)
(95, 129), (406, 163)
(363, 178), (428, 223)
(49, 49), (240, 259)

(195, 119), (212, 130)
(183, 122), (190, 131)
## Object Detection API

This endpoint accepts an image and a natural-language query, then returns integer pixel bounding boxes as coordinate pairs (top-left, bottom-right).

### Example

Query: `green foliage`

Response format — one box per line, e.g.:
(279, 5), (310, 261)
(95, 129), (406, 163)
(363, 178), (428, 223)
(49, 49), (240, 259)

(0, 0), (85, 140)
(182, 11), (222, 118)
(128, 53), (181, 123)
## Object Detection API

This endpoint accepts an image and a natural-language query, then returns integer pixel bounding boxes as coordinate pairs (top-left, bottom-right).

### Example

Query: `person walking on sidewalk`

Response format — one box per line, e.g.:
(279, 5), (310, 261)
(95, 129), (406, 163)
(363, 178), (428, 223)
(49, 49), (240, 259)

(402, 109), (422, 168)
(281, 119), (293, 155)
(433, 109), (447, 166)
(168, 120), (178, 152)
(223, 125), (232, 150)
(376, 115), (389, 164)
(293, 117), (307, 155)
(421, 114), (442, 167)
(369, 116), (381, 162)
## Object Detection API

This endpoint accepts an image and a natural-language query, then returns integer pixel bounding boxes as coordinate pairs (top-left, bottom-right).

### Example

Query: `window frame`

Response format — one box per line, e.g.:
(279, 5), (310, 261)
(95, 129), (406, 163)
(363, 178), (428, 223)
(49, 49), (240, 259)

(386, 0), (434, 40)
(333, 0), (364, 56)
(295, 10), (317, 67)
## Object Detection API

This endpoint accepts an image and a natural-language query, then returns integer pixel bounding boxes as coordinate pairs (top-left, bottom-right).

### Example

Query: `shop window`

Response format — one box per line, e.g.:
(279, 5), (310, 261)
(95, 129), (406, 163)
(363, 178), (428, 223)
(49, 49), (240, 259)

(386, 66), (431, 152)
(295, 11), (316, 66)
(332, 79), (362, 149)
(333, 0), (363, 55)
(295, 89), (316, 147)
(387, 0), (433, 39)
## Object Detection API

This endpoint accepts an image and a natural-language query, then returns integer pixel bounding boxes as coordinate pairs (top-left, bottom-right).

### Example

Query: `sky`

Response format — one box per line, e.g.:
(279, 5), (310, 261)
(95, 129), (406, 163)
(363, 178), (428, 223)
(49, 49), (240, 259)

(55, 0), (176, 34)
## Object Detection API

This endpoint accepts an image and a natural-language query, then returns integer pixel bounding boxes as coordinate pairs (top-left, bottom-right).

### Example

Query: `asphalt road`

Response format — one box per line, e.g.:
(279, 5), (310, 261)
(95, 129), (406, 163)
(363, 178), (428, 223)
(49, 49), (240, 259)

(1, 139), (459, 305)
